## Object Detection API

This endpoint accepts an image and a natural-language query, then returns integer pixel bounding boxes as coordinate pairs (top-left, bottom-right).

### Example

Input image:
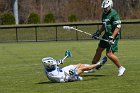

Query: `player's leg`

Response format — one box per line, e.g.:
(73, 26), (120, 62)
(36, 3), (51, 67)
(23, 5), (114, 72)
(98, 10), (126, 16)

(107, 51), (125, 76)
(92, 39), (107, 65)
(84, 55), (108, 73)
(91, 40), (107, 71)
(76, 63), (98, 75)
(92, 47), (105, 64)
(106, 40), (125, 76)
(76, 57), (107, 75)
(107, 51), (121, 68)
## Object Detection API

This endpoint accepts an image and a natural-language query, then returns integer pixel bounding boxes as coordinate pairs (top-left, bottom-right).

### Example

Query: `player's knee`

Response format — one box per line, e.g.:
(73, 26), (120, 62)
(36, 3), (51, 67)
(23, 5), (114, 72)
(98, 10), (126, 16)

(106, 52), (113, 58)
(76, 63), (83, 69)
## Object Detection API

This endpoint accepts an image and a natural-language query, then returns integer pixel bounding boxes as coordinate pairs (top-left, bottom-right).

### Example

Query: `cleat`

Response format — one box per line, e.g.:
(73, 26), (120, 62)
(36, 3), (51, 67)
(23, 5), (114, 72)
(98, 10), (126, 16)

(96, 56), (107, 70)
(118, 66), (126, 76)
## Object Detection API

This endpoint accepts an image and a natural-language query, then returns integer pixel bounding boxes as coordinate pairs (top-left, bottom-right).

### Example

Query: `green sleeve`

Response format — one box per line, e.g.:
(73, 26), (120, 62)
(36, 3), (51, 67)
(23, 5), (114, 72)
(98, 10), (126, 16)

(112, 12), (121, 28)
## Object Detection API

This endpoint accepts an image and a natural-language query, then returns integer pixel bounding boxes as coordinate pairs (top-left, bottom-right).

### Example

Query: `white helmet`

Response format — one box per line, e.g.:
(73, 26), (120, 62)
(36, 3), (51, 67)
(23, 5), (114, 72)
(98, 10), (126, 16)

(101, 0), (113, 8)
(42, 57), (57, 70)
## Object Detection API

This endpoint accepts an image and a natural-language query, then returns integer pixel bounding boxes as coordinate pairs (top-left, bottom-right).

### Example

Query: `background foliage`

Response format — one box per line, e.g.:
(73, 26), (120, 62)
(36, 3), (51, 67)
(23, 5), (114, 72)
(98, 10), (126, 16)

(0, 0), (139, 24)
(1, 12), (15, 25)
(44, 13), (55, 23)
(68, 15), (77, 22)
(28, 13), (40, 24)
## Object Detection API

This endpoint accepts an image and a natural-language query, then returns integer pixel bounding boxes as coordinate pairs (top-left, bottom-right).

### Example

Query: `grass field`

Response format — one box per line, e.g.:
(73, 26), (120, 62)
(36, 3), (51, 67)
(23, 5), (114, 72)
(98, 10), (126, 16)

(0, 40), (140, 93)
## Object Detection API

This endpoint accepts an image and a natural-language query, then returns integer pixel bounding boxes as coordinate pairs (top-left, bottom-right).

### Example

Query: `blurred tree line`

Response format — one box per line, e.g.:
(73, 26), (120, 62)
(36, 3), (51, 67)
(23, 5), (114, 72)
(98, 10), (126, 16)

(0, 0), (139, 24)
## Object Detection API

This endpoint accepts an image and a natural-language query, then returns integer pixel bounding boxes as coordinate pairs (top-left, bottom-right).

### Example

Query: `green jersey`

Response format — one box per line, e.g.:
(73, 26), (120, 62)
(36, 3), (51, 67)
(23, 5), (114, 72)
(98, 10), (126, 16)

(102, 9), (121, 39)
(98, 9), (121, 52)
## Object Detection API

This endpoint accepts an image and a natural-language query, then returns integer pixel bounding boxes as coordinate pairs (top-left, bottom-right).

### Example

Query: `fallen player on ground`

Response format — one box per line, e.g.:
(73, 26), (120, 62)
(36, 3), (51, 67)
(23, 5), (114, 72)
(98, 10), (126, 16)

(41, 50), (107, 83)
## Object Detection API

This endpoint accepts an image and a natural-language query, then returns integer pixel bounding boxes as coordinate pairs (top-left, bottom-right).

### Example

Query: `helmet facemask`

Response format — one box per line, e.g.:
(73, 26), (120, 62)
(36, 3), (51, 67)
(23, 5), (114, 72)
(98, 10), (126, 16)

(103, 6), (111, 14)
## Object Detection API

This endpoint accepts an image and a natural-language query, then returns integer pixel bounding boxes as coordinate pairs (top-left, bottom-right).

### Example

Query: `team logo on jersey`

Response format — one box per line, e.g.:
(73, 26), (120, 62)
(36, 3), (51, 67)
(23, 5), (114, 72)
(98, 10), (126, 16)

(103, 19), (110, 25)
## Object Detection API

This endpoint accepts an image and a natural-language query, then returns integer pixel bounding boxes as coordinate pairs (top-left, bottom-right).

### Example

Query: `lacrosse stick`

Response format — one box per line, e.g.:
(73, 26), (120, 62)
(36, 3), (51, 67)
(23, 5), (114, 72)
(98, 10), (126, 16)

(62, 50), (72, 62)
(63, 26), (110, 43)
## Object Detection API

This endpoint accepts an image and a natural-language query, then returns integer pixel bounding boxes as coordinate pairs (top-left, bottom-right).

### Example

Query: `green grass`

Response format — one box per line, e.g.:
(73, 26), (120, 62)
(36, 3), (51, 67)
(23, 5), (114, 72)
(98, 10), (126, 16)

(0, 40), (140, 93)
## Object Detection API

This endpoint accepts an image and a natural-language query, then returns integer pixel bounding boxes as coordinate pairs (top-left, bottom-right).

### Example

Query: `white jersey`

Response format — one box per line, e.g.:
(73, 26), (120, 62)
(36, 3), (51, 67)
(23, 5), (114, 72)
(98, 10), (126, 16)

(44, 65), (80, 83)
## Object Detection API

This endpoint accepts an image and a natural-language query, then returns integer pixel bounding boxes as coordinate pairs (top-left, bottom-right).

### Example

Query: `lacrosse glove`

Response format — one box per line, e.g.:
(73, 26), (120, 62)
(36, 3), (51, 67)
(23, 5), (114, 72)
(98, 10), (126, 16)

(92, 30), (100, 39)
(56, 59), (63, 66)
(109, 36), (115, 45)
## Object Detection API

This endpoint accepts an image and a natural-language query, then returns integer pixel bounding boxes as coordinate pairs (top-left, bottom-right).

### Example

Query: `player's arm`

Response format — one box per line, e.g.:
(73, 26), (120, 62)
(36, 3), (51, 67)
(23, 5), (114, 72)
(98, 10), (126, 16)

(56, 50), (72, 66)
(112, 27), (120, 39)
(98, 25), (105, 34)
(97, 14), (106, 35)
(111, 13), (121, 39)
(92, 25), (105, 38)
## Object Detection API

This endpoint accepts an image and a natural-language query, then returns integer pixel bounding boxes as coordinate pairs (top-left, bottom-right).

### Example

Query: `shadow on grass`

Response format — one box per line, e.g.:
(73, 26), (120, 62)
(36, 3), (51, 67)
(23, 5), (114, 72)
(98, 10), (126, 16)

(36, 81), (81, 84)
(81, 74), (106, 77)
(36, 74), (106, 84)
(36, 81), (58, 84)
(81, 74), (106, 81)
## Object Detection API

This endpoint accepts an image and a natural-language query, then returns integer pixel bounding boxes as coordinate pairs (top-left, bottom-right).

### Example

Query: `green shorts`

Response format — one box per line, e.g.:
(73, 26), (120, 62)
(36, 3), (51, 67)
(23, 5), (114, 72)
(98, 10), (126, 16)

(98, 38), (119, 53)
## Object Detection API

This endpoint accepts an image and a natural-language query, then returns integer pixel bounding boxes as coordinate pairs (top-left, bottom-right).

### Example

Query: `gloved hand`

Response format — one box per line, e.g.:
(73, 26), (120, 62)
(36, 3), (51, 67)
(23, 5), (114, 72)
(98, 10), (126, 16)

(92, 30), (100, 39)
(59, 59), (63, 64)
(56, 59), (63, 66)
(109, 36), (115, 45)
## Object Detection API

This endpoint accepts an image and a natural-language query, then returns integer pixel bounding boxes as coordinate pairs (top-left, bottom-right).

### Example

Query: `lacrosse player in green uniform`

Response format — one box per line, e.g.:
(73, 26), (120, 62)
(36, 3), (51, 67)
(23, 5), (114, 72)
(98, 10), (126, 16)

(92, 0), (125, 76)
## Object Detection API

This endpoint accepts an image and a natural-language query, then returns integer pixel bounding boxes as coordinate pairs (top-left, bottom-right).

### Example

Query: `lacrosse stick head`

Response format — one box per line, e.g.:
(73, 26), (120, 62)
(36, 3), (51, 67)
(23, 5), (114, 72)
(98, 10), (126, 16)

(63, 26), (74, 30)
(65, 50), (72, 58)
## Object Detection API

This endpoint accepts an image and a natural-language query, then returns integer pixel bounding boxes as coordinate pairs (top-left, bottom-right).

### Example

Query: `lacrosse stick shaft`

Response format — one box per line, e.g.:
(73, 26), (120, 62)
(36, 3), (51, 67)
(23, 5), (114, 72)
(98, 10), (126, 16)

(94, 36), (110, 43)
(66, 26), (110, 43)
(62, 55), (68, 62)
(72, 27), (92, 36)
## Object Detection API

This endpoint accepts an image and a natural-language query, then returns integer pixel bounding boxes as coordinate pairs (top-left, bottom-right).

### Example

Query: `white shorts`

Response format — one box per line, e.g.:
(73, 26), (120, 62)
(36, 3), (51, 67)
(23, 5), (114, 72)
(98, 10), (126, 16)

(62, 65), (77, 74)
(62, 65), (81, 82)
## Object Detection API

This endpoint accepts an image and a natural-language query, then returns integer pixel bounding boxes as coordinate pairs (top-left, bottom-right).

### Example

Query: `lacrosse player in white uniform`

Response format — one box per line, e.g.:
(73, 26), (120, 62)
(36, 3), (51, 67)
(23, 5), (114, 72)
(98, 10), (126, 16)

(42, 50), (107, 83)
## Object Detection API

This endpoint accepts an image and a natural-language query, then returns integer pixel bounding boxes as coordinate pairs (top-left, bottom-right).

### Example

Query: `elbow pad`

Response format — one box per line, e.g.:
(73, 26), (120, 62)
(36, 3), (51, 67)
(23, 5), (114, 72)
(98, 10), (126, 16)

(116, 24), (121, 28)
(113, 20), (121, 28)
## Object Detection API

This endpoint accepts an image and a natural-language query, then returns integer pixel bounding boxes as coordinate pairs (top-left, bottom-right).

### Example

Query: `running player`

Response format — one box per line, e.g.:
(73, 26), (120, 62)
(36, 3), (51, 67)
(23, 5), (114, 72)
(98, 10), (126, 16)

(92, 0), (125, 76)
